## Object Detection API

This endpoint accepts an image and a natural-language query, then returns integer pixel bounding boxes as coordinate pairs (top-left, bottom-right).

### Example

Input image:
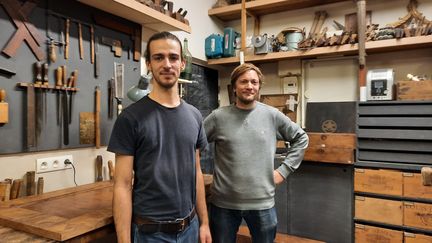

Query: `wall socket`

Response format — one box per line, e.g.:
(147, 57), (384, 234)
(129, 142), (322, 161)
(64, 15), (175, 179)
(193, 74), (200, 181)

(36, 155), (74, 174)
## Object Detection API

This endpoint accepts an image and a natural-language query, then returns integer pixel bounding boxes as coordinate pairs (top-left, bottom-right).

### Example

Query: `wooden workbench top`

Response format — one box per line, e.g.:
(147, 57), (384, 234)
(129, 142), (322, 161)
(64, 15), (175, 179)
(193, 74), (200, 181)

(0, 181), (113, 241)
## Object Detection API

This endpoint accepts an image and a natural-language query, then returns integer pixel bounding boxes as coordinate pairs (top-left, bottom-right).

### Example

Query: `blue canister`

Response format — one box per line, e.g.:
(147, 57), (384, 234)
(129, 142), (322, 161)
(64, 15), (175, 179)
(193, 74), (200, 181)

(205, 34), (223, 59)
(223, 27), (239, 57)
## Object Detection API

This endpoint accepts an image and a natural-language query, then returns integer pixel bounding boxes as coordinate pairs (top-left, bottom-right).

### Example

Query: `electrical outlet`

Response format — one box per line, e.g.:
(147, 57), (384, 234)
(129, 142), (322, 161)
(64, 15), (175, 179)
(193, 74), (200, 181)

(36, 155), (74, 174)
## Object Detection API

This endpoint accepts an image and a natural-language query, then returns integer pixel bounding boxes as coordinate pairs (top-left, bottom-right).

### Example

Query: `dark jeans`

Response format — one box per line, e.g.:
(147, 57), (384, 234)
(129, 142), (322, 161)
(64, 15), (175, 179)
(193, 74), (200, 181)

(209, 203), (277, 243)
(132, 215), (199, 243)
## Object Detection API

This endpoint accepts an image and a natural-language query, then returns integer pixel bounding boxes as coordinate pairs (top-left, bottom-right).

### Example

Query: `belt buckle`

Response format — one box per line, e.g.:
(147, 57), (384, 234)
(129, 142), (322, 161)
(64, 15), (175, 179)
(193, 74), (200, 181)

(176, 218), (186, 232)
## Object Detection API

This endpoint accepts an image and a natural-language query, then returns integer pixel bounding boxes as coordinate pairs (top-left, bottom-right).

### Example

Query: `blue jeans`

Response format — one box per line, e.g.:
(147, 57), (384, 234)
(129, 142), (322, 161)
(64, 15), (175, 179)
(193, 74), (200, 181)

(132, 215), (199, 243)
(209, 204), (277, 243)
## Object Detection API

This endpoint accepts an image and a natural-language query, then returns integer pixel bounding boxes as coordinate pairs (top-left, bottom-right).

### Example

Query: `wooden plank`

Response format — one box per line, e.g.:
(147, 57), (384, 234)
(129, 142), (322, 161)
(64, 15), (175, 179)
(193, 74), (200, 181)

(358, 103), (432, 116)
(358, 151), (432, 165)
(358, 117), (432, 127)
(354, 168), (402, 196)
(0, 182), (113, 241)
(358, 139), (432, 153)
(403, 201), (432, 230)
(355, 196), (403, 225)
(236, 225), (324, 243)
(355, 224), (403, 243)
(0, 225), (55, 243)
(397, 81), (432, 101)
(304, 147), (354, 164)
(357, 129), (432, 140)
(403, 172), (432, 200)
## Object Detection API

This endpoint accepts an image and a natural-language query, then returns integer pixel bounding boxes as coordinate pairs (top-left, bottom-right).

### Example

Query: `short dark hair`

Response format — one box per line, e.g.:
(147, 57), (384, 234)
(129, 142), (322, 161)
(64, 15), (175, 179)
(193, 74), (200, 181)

(144, 31), (183, 62)
(230, 63), (264, 88)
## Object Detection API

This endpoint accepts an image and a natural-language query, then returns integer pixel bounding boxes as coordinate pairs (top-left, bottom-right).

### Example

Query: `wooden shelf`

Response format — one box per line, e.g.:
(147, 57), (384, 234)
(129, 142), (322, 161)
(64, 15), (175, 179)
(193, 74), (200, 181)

(207, 35), (432, 65)
(208, 0), (349, 21)
(79, 0), (191, 33)
(17, 83), (79, 92)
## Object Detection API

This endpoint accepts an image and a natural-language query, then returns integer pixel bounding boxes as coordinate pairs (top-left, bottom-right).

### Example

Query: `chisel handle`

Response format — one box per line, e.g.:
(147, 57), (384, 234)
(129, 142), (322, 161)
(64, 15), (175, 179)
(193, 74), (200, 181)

(56, 67), (63, 87)
(0, 89), (6, 102)
(96, 155), (103, 182)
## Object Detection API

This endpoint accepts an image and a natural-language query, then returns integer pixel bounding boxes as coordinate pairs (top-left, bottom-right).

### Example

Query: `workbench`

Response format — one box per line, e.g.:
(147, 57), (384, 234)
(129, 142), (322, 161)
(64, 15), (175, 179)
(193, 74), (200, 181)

(0, 181), (115, 242)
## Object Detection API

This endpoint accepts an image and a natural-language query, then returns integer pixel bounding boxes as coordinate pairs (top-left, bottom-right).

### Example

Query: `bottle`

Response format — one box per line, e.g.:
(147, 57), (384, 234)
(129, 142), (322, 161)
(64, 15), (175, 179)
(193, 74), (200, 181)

(181, 38), (192, 80)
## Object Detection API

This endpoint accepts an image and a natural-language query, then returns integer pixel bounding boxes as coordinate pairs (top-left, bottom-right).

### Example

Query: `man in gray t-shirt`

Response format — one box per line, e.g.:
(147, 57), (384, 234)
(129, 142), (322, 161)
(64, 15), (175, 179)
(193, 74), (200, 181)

(204, 63), (308, 243)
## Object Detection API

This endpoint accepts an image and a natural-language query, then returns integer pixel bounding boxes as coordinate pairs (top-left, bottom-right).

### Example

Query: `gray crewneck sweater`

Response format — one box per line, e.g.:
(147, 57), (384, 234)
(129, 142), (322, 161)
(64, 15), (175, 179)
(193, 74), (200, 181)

(204, 102), (308, 210)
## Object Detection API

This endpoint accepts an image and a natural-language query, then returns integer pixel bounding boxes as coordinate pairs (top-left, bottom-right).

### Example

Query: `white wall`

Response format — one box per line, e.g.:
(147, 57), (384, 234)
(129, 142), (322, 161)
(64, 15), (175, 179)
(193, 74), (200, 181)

(217, 0), (432, 106)
(0, 147), (114, 193)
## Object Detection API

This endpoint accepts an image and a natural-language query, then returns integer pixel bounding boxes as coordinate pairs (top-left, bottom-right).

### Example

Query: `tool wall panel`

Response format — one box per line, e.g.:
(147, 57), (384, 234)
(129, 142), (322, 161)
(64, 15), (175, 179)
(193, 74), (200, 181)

(0, 0), (141, 153)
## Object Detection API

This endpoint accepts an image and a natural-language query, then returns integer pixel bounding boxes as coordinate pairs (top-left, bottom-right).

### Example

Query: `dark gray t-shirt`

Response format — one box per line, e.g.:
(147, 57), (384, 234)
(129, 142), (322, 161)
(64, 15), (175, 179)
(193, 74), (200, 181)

(108, 96), (207, 220)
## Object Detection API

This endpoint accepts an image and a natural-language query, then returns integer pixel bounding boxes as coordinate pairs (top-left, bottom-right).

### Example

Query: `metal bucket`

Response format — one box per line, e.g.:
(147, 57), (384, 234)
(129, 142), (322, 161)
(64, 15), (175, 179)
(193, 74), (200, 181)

(285, 31), (304, 51)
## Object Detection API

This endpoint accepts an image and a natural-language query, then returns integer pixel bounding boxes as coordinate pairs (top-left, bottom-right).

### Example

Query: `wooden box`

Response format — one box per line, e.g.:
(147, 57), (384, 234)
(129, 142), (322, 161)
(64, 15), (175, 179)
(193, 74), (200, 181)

(404, 232), (432, 243)
(355, 224), (402, 243)
(355, 196), (403, 225)
(403, 172), (432, 200)
(304, 133), (356, 164)
(260, 94), (297, 122)
(403, 201), (432, 230)
(396, 80), (432, 101)
(355, 168), (403, 196)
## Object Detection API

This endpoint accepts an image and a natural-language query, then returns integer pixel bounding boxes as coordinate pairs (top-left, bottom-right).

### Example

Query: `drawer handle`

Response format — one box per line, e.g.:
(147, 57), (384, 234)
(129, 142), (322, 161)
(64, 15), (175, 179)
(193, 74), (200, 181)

(355, 224), (365, 229)
(354, 168), (364, 173)
(404, 232), (415, 238)
(403, 172), (414, 177)
(404, 201), (414, 206)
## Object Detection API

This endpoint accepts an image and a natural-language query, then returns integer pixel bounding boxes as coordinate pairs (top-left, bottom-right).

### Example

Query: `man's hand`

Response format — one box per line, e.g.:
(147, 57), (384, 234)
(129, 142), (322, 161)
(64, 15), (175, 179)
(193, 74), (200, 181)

(273, 170), (285, 185)
(200, 224), (212, 243)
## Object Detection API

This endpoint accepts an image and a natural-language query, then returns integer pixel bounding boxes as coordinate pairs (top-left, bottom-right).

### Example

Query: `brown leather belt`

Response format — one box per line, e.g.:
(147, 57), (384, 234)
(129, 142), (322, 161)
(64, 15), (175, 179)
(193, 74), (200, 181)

(133, 208), (196, 234)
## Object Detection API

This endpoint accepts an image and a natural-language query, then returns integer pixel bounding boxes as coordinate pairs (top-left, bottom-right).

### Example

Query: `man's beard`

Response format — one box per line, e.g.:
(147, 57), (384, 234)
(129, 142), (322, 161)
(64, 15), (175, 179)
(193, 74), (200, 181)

(154, 77), (177, 89)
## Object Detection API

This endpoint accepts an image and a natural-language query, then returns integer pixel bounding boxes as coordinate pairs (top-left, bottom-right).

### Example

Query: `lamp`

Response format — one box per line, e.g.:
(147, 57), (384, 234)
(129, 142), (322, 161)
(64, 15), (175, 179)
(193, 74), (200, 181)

(127, 74), (151, 102)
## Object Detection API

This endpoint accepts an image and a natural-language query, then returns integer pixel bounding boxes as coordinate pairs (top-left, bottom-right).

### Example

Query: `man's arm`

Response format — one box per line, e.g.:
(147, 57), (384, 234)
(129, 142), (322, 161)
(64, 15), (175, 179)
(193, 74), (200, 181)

(195, 150), (212, 243)
(113, 154), (134, 243)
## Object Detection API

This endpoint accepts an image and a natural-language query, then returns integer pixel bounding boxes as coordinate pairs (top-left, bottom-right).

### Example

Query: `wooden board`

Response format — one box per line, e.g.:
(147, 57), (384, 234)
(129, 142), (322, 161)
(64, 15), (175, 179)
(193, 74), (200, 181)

(354, 168), (402, 196)
(355, 224), (402, 243)
(236, 225), (324, 243)
(304, 133), (355, 164)
(397, 80), (432, 101)
(355, 196), (403, 226)
(403, 172), (432, 200)
(0, 181), (113, 241)
(404, 201), (432, 230)
(0, 103), (8, 123)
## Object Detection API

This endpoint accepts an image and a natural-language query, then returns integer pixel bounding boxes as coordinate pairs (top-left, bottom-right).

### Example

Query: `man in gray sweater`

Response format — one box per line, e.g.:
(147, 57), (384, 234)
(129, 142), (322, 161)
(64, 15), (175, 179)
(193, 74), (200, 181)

(204, 63), (308, 243)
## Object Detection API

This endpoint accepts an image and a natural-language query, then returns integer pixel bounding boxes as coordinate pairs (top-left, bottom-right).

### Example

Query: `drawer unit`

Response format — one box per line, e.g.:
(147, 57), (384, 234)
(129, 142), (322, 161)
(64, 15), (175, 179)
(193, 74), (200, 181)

(404, 201), (432, 230)
(354, 168), (402, 196)
(355, 196), (403, 225)
(403, 172), (432, 200)
(355, 224), (402, 243)
(404, 232), (432, 243)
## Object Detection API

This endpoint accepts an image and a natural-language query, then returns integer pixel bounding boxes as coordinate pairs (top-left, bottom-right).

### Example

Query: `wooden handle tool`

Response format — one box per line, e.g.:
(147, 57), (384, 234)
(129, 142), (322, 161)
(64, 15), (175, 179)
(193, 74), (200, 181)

(90, 25), (95, 64)
(96, 155), (103, 182)
(56, 67), (63, 87)
(108, 160), (114, 180)
(95, 86), (101, 148)
(26, 171), (35, 196)
(49, 41), (56, 63)
(78, 22), (83, 59)
(0, 88), (6, 102)
(0, 181), (11, 201)
(10, 179), (22, 199)
(37, 177), (44, 195)
(65, 19), (70, 59)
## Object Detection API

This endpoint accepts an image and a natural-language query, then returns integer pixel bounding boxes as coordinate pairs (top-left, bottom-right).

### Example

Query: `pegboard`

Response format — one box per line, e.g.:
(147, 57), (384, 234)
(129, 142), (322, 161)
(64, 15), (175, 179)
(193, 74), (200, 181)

(0, 0), (140, 154)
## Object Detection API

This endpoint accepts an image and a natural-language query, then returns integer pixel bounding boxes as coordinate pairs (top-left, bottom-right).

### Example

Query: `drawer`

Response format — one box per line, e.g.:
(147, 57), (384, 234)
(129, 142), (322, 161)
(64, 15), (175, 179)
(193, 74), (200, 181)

(404, 201), (432, 230)
(355, 224), (402, 243)
(355, 196), (403, 225)
(404, 232), (432, 243)
(403, 172), (432, 200)
(355, 168), (403, 196)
